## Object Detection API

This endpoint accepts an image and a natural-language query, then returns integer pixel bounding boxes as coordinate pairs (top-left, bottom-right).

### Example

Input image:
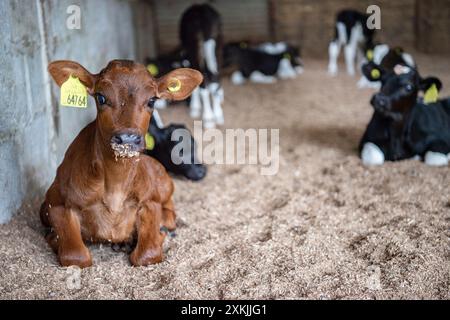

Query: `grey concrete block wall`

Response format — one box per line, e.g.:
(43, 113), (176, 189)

(0, 0), (142, 223)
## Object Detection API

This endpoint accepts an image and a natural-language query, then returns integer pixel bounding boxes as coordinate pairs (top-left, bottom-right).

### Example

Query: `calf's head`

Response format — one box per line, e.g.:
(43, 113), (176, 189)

(363, 62), (442, 121)
(48, 60), (202, 158)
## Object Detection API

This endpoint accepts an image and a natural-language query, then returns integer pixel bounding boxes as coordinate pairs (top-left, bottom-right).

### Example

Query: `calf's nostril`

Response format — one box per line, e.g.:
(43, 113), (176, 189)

(111, 135), (123, 144)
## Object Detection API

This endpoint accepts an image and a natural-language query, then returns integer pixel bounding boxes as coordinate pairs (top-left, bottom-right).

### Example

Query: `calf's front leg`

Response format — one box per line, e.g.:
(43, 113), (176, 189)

(130, 202), (166, 266)
(47, 206), (92, 268)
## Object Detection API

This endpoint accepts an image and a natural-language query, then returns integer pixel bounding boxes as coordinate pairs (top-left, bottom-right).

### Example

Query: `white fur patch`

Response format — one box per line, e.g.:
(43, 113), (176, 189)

(258, 42), (288, 54)
(231, 71), (245, 85)
(152, 109), (164, 128)
(401, 53), (415, 67)
(249, 71), (277, 84)
(328, 41), (340, 76)
(394, 64), (412, 75)
(336, 22), (347, 45)
(357, 76), (381, 89)
(154, 99), (167, 109)
(277, 58), (297, 79)
(189, 87), (201, 118)
(361, 142), (385, 166)
(203, 39), (218, 74)
(373, 44), (389, 64)
(200, 87), (215, 128)
(210, 84), (224, 125)
(424, 151), (449, 166)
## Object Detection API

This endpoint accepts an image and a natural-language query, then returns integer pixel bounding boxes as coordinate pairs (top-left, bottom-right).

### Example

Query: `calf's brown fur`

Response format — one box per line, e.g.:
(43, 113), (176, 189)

(40, 60), (202, 267)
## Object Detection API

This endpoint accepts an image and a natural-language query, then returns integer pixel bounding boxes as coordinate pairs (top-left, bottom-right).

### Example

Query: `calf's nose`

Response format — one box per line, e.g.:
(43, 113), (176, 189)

(111, 132), (143, 146)
(371, 93), (390, 110)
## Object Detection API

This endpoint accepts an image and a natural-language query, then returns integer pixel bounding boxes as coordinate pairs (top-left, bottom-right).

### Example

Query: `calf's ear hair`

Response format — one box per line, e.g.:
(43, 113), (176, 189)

(362, 62), (385, 82)
(156, 68), (203, 101)
(48, 61), (96, 93)
(419, 77), (442, 92)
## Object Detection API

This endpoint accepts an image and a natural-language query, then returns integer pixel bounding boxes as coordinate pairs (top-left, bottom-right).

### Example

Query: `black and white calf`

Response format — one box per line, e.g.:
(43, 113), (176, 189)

(180, 4), (224, 128)
(359, 62), (449, 166)
(357, 44), (415, 89)
(145, 111), (207, 181)
(328, 9), (375, 76)
(224, 42), (303, 85)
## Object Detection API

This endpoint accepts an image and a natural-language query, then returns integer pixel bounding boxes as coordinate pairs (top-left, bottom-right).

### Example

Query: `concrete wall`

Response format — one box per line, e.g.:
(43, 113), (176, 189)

(0, 0), (154, 223)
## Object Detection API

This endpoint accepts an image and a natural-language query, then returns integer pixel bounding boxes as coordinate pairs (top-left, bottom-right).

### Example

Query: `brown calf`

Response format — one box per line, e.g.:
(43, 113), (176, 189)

(40, 60), (202, 267)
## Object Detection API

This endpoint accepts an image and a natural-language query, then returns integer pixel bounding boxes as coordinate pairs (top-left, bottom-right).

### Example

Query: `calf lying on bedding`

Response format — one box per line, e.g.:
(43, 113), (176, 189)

(40, 60), (202, 267)
(224, 42), (303, 85)
(359, 62), (449, 166)
(146, 112), (207, 181)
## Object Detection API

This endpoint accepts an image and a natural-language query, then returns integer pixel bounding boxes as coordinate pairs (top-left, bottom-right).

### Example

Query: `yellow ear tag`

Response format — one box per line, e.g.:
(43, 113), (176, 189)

(283, 53), (291, 60)
(145, 133), (155, 150)
(168, 78), (181, 93)
(371, 69), (381, 79)
(147, 64), (159, 77)
(366, 50), (374, 61)
(424, 84), (439, 104)
(60, 75), (88, 108)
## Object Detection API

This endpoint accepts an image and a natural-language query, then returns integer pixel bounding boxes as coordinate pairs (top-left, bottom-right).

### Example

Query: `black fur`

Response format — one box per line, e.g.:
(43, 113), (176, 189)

(335, 9), (375, 51)
(360, 64), (449, 161)
(145, 117), (206, 181)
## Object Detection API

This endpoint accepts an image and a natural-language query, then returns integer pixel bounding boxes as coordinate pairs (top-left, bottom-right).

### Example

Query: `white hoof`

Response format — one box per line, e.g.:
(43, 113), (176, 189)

(361, 142), (385, 166)
(425, 151), (449, 166)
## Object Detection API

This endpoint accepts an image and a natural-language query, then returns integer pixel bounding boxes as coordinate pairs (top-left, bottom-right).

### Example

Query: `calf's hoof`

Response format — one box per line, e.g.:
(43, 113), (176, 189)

(58, 246), (92, 268)
(425, 151), (449, 166)
(130, 248), (163, 266)
(361, 142), (385, 166)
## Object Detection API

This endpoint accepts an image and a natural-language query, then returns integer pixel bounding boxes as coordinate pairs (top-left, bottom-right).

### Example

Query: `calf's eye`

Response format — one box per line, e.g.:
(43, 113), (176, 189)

(147, 97), (157, 108)
(95, 93), (106, 105)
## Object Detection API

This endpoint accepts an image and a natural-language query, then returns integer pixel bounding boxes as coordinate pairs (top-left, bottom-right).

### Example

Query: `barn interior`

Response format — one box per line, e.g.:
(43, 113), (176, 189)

(0, 0), (449, 299)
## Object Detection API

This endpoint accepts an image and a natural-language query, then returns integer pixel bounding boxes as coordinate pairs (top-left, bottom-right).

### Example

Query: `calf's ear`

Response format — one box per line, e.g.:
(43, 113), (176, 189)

(419, 77), (442, 92)
(420, 77), (442, 104)
(156, 68), (203, 101)
(48, 61), (96, 94)
(362, 62), (385, 82)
